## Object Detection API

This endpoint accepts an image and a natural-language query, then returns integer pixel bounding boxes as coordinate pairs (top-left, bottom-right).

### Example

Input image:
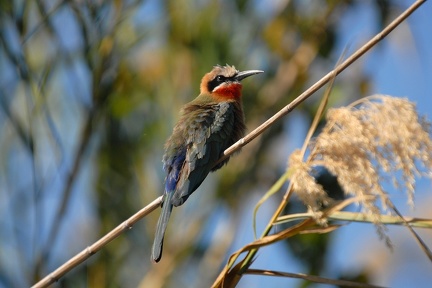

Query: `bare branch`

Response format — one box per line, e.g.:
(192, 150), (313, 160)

(212, 1), (428, 286)
(245, 269), (386, 288)
(217, 0), (427, 164)
(32, 196), (162, 288)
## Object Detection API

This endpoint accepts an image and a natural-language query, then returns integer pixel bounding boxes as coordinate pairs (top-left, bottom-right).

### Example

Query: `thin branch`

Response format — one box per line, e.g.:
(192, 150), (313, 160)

(386, 200), (432, 261)
(244, 269), (386, 288)
(217, 0), (427, 164)
(21, 0), (67, 44)
(276, 211), (432, 228)
(32, 196), (162, 288)
(38, 111), (94, 266)
(38, 1), (121, 272)
(212, 0), (427, 286)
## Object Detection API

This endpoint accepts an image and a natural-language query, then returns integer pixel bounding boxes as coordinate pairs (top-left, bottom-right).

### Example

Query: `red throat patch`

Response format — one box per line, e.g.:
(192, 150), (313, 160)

(213, 83), (242, 100)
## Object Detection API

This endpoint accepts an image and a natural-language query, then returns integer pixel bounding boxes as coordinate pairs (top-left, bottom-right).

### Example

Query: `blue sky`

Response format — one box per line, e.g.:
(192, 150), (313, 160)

(1, 1), (431, 287)
(235, 1), (432, 287)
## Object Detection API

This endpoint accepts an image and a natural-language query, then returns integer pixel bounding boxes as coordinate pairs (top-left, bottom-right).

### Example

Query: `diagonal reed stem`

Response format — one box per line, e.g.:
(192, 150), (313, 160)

(34, 1), (427, 287)
(212, 0), (427, 286)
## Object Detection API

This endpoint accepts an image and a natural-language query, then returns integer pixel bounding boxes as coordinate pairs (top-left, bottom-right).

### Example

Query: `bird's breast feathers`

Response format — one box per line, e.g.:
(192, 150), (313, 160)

(162, 101), (243, 204)
(212, 83), (243, 101)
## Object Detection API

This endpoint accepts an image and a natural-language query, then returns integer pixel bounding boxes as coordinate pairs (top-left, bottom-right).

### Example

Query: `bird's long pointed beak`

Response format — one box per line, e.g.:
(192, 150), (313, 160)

(235, 69), (264, 81)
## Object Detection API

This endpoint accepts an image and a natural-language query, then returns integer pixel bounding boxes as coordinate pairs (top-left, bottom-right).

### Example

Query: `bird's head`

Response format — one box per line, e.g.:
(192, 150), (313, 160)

(200, 65), (263, 101)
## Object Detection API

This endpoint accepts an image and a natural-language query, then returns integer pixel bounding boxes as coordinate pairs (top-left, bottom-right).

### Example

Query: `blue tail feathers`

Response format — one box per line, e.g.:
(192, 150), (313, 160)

(151, 191), (174, 262)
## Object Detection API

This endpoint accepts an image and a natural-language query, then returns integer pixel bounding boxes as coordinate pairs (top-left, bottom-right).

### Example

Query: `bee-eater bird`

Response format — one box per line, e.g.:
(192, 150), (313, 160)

(151, 64), (263, 262)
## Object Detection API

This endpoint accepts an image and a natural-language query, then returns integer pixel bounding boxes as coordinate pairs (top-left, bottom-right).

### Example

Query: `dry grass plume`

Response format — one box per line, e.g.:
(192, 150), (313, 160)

(289, 95), (432, 237)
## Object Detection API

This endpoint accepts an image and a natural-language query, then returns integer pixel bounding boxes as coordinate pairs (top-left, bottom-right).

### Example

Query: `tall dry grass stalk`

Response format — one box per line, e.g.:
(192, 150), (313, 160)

(213, 95), (432, 288)
(290, 95), (432, 227)
(288, 95), (432, 253)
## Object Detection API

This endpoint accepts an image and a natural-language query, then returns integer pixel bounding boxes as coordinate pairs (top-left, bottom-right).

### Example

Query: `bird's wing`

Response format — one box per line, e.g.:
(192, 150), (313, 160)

(169, 101), (235, 206)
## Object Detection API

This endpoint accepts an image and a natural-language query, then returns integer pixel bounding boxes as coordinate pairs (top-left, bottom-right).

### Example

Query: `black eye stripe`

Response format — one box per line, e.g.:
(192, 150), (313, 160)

(207, 75), (233, 92)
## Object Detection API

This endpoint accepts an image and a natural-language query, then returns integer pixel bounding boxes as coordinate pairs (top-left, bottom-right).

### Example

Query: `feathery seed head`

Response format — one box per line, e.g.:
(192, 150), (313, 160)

(289, 95), (432, 239)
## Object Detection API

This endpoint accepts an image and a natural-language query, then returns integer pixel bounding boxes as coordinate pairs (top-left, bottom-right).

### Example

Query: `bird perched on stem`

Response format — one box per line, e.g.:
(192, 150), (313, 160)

(151, 64), (263, 262)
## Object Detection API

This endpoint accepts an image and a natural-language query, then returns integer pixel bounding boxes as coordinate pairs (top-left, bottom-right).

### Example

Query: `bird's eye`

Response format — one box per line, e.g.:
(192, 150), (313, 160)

(216, 75), (225, 82)
(208, 75), (228, 92)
